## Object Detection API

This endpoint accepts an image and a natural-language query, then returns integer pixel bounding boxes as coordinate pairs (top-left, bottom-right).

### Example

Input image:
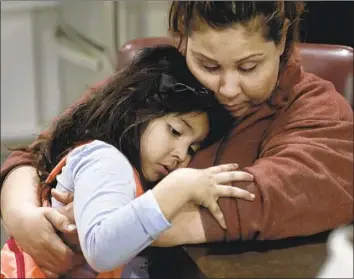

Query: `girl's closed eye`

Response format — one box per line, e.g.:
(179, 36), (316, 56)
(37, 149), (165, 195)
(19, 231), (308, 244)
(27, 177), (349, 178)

(168, 125), (181, 137)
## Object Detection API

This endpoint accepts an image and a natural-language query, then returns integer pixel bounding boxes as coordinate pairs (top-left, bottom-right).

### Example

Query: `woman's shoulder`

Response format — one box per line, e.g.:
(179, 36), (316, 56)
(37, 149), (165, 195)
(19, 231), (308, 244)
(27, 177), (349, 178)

(283, 71), (352, 122)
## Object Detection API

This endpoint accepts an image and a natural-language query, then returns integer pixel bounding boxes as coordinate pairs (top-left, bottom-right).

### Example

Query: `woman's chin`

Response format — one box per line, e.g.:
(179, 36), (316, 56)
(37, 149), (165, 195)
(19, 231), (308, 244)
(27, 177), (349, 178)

(229, 106), (250, 118)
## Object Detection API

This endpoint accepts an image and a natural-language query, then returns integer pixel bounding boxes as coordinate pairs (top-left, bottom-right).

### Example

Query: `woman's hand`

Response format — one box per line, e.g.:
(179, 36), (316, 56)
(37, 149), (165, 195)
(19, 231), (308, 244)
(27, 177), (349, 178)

(0, 166), (85, 277)
(170, 163), (255, 229)
(4, 205), (84, 278)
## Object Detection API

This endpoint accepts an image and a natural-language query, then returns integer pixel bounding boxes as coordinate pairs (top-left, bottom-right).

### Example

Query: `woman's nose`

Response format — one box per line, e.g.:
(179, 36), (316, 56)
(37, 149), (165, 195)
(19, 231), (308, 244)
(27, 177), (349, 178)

(218, 72), (242, 102)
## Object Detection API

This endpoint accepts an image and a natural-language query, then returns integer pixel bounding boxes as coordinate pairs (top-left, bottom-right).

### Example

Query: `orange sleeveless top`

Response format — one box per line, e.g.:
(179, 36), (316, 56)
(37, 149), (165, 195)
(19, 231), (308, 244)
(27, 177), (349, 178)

(1, 147), (144, 279)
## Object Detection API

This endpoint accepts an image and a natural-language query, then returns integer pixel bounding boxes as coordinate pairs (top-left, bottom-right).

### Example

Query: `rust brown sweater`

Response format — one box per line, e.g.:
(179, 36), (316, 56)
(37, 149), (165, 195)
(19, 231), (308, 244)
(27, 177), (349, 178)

(1, 57), (353, 242)
(190, 57), (353, 241)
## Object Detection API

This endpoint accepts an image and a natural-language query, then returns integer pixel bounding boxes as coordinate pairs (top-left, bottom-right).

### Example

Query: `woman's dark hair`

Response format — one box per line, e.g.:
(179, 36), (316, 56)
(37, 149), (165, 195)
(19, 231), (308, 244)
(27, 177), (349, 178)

(24, 45), (232, 191)
(169, 1), (305, 70)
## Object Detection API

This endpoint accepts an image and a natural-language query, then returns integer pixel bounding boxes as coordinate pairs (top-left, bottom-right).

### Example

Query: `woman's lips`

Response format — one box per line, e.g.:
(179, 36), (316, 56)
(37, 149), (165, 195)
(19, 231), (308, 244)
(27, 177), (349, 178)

(226, 104), (250, 116)
(226, 103), (246, 111)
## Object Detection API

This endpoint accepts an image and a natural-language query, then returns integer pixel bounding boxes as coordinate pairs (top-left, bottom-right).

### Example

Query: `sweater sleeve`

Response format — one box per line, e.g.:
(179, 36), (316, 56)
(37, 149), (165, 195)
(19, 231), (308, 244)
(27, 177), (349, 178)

(202, 77), (354, 241)
(62, 141), (171, 272)
(0, 81), (105, 187)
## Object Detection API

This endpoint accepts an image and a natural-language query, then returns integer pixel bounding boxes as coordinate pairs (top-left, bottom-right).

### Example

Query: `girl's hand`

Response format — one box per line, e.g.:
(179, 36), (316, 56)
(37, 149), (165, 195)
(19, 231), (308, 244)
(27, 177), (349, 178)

(173, 163), (255, 229)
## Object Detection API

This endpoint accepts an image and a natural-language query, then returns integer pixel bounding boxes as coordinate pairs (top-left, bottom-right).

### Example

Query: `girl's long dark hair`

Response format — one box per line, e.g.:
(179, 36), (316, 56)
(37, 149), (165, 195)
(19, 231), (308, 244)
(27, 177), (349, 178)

(23, 45), (233, 191)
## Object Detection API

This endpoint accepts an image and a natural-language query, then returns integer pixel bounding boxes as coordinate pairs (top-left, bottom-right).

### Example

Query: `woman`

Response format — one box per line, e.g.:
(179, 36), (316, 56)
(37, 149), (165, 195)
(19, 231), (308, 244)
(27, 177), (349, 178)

(1, 1), (353, 277)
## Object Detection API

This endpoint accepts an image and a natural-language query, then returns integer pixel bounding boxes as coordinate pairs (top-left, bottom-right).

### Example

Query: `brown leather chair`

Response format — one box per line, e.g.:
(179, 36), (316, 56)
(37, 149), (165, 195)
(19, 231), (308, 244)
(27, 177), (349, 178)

(298, 43), (353, 106)
(117, 37), (353, 107)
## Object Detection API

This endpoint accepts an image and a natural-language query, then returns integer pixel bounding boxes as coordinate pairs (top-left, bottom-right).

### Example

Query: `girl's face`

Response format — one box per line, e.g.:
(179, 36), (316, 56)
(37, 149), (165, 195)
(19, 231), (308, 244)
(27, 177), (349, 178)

(185, 21), (285, 118)
(140, 112), (209, 182)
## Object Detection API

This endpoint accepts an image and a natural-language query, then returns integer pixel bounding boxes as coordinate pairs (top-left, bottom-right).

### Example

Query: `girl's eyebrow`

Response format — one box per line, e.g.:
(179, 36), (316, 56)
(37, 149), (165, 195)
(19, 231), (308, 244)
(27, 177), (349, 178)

(181, 118), (193, 131)
(178, 117), (204, 144)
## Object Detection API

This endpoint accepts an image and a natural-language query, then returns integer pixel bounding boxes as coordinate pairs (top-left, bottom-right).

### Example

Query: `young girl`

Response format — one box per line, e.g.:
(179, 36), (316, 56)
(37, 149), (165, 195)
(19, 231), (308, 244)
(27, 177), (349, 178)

(1, 45), (255, 278)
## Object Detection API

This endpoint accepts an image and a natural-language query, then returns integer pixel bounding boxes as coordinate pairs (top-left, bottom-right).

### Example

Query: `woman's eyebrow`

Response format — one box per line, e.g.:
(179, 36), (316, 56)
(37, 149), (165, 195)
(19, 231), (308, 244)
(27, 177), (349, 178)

(235, 53), (264, 63)
(192, 50), (264, 63)
(191, 50), (217, 63)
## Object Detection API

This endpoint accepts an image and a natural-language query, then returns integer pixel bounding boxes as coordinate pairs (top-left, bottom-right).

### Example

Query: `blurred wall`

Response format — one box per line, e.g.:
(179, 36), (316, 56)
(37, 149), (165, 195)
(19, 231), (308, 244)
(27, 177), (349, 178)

(1, 1), (169, 154)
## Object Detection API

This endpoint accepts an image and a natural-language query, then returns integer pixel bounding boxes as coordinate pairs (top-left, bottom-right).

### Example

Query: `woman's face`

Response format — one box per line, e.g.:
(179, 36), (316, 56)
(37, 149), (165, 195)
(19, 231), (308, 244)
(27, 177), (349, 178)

(185, 22), (285, 117)
(140, 112), (209, 182)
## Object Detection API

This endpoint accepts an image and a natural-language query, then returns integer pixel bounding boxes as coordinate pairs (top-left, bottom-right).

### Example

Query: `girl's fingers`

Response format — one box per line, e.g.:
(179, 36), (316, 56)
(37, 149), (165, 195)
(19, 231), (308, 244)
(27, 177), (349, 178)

(216, 185), (256, 201)
(206, 164), (239, 174)
(214, 171), (253, 184)
(51, 188), (74, 205)
(206, 201), (227, 230)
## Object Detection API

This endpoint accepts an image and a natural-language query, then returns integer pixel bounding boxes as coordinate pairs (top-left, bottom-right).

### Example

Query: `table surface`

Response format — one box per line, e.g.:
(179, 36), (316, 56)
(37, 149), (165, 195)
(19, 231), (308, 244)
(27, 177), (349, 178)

(150, 231), (330, 279)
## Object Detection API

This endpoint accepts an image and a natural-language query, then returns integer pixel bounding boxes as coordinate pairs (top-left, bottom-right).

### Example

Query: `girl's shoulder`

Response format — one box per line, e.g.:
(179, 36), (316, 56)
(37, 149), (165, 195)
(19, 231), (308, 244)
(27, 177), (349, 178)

(69, 139), (121, 156)
(65, 140), (134, 179)
(55, 140), (141, 202)
(68, 139), (126, 160)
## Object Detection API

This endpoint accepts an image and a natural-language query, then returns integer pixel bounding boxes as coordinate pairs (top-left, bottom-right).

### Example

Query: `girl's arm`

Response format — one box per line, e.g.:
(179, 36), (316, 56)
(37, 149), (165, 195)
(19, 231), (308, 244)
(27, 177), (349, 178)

(67, 140), (254, 272)
(66, 141), (185, 272)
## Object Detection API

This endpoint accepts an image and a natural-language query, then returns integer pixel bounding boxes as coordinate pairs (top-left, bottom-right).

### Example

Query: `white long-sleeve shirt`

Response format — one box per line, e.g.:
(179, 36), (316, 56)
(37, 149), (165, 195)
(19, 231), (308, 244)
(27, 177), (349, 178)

(52, 140), (171, 275)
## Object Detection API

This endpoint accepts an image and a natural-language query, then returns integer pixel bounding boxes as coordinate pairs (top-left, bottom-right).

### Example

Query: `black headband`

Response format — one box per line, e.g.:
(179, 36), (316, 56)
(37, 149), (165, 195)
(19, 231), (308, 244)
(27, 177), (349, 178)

(158, 73), (211, 96)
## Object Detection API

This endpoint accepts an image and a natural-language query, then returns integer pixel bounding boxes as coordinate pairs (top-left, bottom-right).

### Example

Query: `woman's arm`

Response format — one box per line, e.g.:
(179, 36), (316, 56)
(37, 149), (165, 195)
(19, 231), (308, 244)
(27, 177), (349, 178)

(195, 79), (354, 242)
(1, 166), (40, 211)
(0, 81), (105, 277)
(152, 203), (208, 247)
(1, 166), (83, 277)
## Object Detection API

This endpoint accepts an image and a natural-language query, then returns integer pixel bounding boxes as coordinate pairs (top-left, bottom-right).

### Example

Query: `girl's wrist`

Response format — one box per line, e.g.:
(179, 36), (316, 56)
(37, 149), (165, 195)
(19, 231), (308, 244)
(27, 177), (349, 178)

(166, 171), (193, 204)
(151, 176), (190, 220)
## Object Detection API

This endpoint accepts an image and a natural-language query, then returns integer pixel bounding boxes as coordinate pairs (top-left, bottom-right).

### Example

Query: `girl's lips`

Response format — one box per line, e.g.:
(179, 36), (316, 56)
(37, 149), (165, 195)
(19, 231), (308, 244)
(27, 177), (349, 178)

(156, 164), (169, 176)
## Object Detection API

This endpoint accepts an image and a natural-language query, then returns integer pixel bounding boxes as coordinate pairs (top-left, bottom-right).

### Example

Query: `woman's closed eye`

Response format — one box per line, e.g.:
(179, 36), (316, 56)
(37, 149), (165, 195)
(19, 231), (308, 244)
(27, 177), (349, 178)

(204, 65), (220, 72)
(239, 62), (258, 73)
(198, 61), (220, 73)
